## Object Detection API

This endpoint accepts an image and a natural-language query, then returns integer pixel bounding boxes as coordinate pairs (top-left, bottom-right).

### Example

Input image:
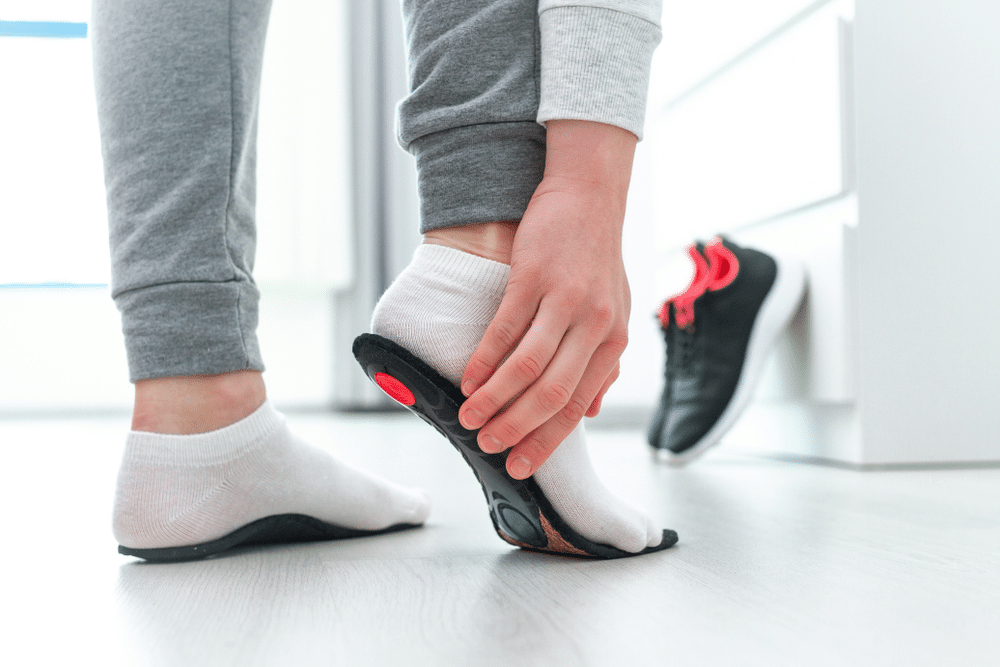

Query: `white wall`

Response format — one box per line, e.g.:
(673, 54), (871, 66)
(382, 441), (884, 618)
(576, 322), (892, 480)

(0, 34), (108, 285)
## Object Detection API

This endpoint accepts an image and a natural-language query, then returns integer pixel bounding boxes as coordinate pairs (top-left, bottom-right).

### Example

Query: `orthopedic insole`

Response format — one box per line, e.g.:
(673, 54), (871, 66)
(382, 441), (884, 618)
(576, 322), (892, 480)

(353, 333), (678, 559)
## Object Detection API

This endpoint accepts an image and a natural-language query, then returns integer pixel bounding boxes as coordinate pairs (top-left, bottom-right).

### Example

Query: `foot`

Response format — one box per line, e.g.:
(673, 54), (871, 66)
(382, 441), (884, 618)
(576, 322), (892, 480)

(370, 242), (663, 553)
(115, 374), (431, 559)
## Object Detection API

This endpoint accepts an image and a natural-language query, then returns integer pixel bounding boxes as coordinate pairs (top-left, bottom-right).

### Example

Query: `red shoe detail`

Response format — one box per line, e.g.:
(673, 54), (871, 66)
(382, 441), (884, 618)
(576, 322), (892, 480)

(656, 300), (671, 328)
(705, 238), (739, 291)
(659, 244), (711, 329)
(374, 372), (416, 406)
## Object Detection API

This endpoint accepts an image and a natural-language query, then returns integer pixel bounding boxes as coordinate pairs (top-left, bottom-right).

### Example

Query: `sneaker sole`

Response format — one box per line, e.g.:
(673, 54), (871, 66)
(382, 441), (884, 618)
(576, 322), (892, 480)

(657, 254), (807, 466)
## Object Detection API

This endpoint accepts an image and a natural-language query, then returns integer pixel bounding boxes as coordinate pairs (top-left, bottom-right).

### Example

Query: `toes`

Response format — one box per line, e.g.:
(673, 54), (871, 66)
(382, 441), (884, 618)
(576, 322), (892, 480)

(406, 488), (433, 524)
(645, 516), (664, 548)
(615, 526), (650, 554)
(608, 504), (660, 553)
(595, 508), (652, 553)
(380, 484), (432, 526)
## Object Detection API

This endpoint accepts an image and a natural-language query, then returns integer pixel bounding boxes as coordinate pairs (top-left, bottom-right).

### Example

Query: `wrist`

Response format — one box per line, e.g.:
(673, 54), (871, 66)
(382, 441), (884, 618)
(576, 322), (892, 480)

(542, 119), (637, 203)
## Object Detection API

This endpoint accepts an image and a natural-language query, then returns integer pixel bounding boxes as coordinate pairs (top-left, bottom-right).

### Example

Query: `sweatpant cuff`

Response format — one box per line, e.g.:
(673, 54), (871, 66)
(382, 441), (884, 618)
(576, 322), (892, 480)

(115, 281), (264, 382)
(410, 122), (546, 233)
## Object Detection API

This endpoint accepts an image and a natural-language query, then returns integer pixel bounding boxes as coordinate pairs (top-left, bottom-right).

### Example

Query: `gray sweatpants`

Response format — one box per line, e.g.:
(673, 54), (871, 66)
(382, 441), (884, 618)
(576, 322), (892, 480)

(92, 0), (546, 382)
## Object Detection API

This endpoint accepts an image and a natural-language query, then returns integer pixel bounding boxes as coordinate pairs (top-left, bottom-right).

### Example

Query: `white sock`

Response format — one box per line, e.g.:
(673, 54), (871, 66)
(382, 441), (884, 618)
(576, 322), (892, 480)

(372, 243), (662, 553)
(113, 401), (431, 549)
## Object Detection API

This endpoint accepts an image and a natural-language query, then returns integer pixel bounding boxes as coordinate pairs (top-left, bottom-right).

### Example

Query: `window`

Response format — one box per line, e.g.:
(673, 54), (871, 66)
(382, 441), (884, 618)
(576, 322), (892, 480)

(0, 1), (358, 412)
(1, 7), (107, 286)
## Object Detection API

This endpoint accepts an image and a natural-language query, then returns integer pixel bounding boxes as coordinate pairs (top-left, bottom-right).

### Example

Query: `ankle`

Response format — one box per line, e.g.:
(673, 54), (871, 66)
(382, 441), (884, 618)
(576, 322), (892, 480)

(422, 220), (517, 264)
(131, 370), (266, 435)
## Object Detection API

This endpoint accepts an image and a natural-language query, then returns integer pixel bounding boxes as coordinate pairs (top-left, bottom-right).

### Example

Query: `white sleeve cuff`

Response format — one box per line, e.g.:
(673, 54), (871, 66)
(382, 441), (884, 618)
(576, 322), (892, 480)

(537, 4), (662, 140)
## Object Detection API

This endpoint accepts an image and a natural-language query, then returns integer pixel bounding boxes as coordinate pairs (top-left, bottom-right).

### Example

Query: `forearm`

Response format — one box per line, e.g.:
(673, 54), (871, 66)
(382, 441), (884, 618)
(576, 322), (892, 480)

(538, 118), (638, 226)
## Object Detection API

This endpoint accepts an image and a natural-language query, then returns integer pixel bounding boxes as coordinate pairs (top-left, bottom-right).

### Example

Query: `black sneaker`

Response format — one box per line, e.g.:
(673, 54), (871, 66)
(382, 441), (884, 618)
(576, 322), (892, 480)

(647, 237), (806, 464)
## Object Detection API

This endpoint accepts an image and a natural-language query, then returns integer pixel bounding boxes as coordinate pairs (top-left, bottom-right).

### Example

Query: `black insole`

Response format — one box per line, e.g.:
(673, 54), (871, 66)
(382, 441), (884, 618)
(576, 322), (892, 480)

(118, 514), (417, 563)
(353, 333), (678, 559)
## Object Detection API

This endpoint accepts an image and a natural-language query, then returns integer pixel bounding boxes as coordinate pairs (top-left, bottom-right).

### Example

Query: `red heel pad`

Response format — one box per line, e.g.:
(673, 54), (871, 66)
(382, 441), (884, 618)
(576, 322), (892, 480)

(375, 372), (415, 406)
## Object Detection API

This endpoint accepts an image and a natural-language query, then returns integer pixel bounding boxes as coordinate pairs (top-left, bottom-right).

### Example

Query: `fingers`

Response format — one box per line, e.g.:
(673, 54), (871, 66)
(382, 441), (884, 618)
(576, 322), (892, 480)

(585, 362), (619, 418)
(473, 330), (623, 463)
(473, 326), (593, 455)
(459, 299), (572, 430)
(459, 280), (629, 469)
(461, 278), (624, 421)
(459, 279), (537, 400)
(501, 342), (625, 479)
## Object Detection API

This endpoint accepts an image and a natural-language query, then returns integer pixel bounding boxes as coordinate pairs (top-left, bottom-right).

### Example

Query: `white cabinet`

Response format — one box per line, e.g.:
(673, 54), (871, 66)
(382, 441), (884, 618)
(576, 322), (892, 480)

(651, 1), (851, 242)
(654, 0), (835, 106)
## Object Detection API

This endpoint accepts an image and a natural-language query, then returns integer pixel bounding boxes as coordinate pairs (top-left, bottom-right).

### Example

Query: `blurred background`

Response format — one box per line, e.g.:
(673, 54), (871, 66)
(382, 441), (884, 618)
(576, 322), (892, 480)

(2, 0), (998, 466)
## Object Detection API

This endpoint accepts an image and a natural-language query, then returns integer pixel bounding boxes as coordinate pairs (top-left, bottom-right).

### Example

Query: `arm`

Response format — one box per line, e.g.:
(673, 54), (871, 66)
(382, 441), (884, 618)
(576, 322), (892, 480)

(456, 1), (663, 479)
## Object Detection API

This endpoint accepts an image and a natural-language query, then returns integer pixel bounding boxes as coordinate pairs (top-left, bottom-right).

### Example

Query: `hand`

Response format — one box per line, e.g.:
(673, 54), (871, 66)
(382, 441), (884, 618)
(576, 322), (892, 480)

(457, 120), (637, 479)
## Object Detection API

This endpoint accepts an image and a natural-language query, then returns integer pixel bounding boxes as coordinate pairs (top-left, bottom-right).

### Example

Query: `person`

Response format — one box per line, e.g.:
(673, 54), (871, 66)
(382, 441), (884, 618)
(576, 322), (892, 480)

(92, 0), (670, 561)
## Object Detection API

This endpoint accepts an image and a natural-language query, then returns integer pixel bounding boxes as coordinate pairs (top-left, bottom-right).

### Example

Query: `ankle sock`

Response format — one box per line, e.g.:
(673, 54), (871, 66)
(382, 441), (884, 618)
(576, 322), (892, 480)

(372, 243), (662, 553)
(113, 401), (431, 550)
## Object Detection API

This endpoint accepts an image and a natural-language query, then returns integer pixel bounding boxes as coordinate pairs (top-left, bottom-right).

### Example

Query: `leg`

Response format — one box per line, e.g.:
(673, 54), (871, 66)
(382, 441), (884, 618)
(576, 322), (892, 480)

(371, 0), (665, 554)
(92, 0), (429, 559)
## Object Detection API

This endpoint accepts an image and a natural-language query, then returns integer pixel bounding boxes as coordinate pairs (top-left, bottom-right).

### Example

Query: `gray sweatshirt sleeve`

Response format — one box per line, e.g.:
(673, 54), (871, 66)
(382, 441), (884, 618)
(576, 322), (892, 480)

(537, 0), (663, 140)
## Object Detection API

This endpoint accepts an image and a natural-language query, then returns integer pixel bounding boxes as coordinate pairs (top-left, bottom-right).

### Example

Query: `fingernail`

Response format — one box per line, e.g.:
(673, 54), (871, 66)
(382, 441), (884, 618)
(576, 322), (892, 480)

(461, 381), (476, 397)
(480, 433), (503, 453)
(461, 408), (484, 429)
(508, 456), (532, 479)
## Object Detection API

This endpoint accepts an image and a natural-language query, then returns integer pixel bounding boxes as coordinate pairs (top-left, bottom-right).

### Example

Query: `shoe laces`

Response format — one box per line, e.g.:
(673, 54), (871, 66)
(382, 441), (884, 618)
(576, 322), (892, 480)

(657, 238), (740, 330)
(704, 238), (739, 291)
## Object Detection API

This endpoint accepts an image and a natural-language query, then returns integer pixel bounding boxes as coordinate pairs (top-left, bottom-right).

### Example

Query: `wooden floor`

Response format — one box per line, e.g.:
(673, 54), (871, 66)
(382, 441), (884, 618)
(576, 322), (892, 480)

(3, 411), (998, 666)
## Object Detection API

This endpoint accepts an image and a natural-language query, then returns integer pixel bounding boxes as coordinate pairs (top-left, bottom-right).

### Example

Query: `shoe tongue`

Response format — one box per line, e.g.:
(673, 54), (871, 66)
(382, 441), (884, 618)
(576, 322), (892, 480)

(658, 244), (710, 328)
(705, 239), (739, 291)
